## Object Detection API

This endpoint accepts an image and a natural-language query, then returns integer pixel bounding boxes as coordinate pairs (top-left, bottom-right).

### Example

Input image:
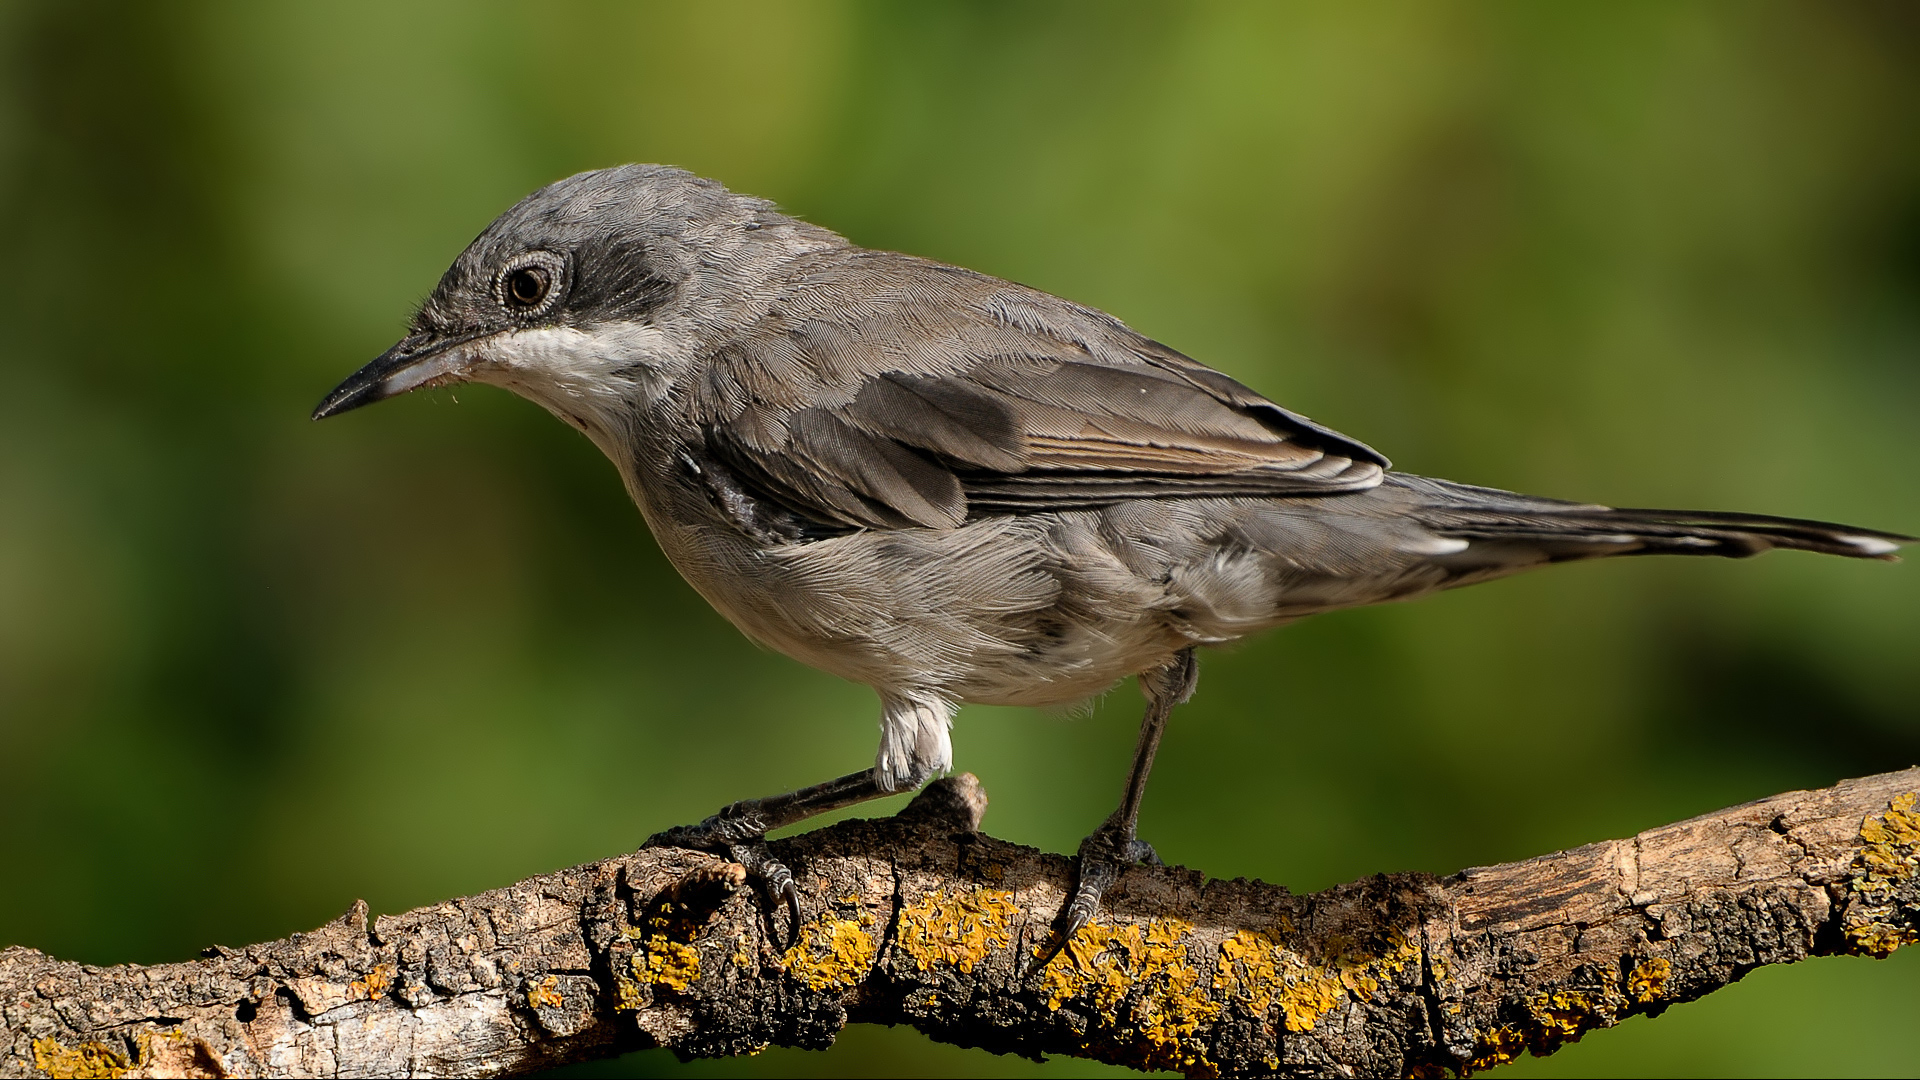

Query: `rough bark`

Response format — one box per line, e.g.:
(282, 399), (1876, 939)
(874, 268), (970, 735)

(4, 767), (1917, 1079)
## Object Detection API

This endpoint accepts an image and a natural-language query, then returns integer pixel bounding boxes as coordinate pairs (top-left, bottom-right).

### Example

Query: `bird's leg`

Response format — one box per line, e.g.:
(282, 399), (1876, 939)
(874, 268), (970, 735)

(1054, 649), (1199, 951)
(643, 768), (891, 946)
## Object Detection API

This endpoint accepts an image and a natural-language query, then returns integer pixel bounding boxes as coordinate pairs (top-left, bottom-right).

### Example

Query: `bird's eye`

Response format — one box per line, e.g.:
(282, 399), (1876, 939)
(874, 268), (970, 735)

(507, 267), (548, 307)
(495, 252), (565, 316)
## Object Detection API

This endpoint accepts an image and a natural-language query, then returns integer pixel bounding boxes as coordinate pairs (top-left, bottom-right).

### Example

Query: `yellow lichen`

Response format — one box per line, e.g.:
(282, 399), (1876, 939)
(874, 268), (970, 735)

(1844, 792), (1920, 957)
(1213, 930), (1330, 1034)
(612, 929), (649, 1009)
(30, 1038), (127, 1080)
(612, 970), (646, 1011)
(1846, 921), (1918, 958)
(1869, 793), (1920, 843)
(1626, 958), (1671, 1004)
(1329, 928), (1418, 1002)
(1526, 989), (1612, 1046)
(350, 962), (395, 1002)
(1458, 985), (1627, 1071)
(1468, 1024), (1527, 1071)
(1459, 987), (1624, 1071)
(1035, 918), (1220, 1073)
(1211, 926), (1419, 1035)
(526, 974), (564, 1010)
(636, 935), (702, 993)
(1279, 968), (1344, 1034)
(616, 890), (715, 999)
(895, 890), (1019, 973)
(1213, 931), (1279, 1010)
(783, 918), (877, 993)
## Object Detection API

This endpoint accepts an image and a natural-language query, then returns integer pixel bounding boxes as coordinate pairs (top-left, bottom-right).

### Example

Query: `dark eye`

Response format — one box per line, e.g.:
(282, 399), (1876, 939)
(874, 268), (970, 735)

(495, 252), (565, 316)
(506, 266), (549, 307)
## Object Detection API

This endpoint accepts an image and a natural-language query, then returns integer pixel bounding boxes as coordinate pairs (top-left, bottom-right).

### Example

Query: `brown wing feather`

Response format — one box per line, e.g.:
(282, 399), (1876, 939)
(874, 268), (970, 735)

(688, 250), (1387, 531)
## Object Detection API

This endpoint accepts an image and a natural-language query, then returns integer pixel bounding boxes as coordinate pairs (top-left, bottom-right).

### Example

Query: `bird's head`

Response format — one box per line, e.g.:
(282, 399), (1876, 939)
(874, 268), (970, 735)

(312, 165), (840, 436)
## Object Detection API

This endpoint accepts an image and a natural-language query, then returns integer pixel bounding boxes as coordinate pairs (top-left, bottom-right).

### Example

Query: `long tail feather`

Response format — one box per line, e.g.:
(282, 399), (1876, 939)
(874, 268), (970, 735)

(1396, 476), (1911, 562)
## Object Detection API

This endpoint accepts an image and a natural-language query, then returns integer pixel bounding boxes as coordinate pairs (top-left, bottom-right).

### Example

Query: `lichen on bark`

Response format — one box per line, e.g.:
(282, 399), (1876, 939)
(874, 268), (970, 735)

(4, 770), (1916, 1078)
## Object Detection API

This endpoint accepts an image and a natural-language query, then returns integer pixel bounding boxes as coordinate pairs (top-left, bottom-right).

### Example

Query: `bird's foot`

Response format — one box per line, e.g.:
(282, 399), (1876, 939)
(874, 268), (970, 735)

(644, 811), (802, 948)
(1065, 824), (1162, 933)
(1030, 818), (1162, 972)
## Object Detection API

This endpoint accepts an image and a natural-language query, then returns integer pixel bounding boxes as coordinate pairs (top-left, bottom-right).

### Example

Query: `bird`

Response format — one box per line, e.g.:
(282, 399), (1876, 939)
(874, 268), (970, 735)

(313, 164), (1909, 946)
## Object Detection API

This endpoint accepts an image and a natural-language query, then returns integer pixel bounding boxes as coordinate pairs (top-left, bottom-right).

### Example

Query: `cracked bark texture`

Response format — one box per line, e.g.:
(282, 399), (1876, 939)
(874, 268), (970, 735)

(4, 767), (1917, 1079)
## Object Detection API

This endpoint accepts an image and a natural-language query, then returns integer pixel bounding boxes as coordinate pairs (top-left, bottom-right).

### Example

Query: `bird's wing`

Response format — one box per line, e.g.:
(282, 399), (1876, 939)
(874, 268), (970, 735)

(688, 251), (1388, 531)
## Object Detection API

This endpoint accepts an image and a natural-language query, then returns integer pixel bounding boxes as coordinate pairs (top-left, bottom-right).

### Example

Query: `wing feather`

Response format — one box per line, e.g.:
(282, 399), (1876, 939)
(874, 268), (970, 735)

(687, 251), (1387, 532)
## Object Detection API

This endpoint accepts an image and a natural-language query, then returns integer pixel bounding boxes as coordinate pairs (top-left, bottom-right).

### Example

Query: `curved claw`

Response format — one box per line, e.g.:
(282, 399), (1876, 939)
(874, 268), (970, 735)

(642, 817), (804, 950)
(1025, 862), (1116, 977)
(729, 842), (804, 951)
(1026, 826), (1162, 978)
(1064, 860), (1118, 937)
(780, 877), (803, 949)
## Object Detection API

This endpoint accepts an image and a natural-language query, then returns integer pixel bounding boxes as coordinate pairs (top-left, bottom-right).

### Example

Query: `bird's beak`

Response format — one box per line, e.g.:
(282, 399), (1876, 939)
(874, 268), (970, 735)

(311, 332), (480, 420)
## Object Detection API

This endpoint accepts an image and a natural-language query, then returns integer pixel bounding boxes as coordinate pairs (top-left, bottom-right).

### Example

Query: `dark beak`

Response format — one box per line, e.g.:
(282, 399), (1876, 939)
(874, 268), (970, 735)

(311, 332), (479, 420)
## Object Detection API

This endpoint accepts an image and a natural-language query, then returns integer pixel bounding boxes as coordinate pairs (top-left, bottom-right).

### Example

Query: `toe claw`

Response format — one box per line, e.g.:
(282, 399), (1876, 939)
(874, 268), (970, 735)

(1027, 836), (1133, 978)
(1065, 862), (1115, 936)
(1029, 822), (1167, 976)
(643, 818), (804, 949)
(728, 841), (804, 949)
(780, 878), (803, 950)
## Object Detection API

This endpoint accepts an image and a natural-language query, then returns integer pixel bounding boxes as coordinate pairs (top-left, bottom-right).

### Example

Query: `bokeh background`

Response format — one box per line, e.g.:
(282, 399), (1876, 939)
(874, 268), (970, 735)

(2, 1), (1917, 1075)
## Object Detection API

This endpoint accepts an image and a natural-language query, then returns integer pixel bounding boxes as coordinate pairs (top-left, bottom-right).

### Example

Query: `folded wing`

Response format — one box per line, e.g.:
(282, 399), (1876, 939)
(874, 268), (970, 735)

(691, 251), (1388, 532)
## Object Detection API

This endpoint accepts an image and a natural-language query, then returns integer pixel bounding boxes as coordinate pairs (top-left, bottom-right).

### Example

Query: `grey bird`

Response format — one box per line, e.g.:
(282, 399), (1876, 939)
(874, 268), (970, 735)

(314, 164), (1909, 944)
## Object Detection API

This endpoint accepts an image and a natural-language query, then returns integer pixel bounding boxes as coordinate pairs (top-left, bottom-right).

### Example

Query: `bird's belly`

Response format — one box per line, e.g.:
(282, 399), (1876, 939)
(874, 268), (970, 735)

(945, 630), (1185, 708)
(636, 492), (1452, 708)
(642, 510), (1198, 704)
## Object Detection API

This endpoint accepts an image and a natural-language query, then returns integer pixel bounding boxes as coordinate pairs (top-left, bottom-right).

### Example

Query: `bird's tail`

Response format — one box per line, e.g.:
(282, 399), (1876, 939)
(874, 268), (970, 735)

(1390, 475), (1910, 569)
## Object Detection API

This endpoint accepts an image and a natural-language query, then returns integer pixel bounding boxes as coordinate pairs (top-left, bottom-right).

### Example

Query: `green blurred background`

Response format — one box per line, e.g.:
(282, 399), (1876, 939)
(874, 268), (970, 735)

(2, 1), (1916, 1075)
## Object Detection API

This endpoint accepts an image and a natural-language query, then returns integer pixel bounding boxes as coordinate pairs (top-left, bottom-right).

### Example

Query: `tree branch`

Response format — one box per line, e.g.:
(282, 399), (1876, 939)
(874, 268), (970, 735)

(4, 768), (1917, 1078)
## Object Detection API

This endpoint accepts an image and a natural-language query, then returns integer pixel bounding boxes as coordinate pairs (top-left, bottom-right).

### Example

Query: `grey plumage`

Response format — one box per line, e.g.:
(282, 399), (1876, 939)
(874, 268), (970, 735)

(315, 164), (1909, 940)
